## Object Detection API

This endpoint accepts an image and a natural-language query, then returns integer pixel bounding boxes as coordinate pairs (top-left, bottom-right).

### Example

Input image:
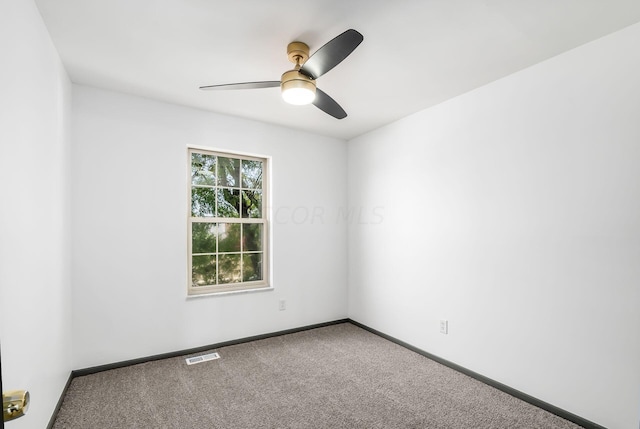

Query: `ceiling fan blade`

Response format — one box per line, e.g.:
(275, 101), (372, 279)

(300, 29), (363, 80)
(199, 81), (280, 90)
(313, 88), (347, 119)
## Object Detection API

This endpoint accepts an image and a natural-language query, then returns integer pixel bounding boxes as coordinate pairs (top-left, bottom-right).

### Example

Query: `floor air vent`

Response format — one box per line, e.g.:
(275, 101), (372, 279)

(185, 352), (220, 365)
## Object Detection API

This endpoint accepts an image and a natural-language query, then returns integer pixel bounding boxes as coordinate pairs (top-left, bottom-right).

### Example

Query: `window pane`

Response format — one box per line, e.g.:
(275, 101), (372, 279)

(218, 223), (241, 253)
(243, 253), (263, 282)
(191, 153), (217, 186)
(243, 223), (263, 252)
(218, 254), (241, 284)
(217, 189), (240, 218)
(192, 223), (217, 254)
(189, 150), (268, 295)
(242, 160), (263, 189)
(242, 190), (262, 218)
(191, 188), (216, 217)
(192, 255), (216, 286)
(217, 157), (240, 187)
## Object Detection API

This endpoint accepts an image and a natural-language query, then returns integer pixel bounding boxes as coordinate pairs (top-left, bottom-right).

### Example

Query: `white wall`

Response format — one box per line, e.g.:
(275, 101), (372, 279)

(348, 22), (640, 429)
(71, 86), (348, 369)
(0, 1), (72, 428)
(3, 2), (636, 427)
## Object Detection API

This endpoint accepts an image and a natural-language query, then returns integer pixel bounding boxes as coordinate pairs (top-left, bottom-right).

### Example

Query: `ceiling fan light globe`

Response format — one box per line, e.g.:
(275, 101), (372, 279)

(282, 87), (316, 105)
(281, 70), (316, 105)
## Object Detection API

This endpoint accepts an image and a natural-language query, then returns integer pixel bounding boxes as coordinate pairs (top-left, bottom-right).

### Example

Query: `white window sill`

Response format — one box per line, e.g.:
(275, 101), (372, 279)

(186, 285), (274, 299)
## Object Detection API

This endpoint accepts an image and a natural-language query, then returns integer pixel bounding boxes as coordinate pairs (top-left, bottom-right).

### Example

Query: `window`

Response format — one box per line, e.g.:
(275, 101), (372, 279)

(188, 148), (269, 295)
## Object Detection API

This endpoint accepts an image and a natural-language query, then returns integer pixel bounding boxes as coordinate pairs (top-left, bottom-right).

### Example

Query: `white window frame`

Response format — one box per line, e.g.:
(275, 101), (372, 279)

(187, 147), (270, 296)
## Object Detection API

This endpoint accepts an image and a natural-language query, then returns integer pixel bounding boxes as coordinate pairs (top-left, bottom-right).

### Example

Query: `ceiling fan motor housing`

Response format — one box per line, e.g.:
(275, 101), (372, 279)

(281, 69), (316, 104)
(281, 41), (316, 104)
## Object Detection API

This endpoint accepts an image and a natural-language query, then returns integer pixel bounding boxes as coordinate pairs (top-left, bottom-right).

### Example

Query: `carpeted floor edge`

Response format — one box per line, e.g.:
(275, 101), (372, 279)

(48, 318), (606, 429)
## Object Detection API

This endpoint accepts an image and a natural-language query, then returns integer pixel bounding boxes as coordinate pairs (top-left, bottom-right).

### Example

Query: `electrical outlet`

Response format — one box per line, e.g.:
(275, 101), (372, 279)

(439, 320), (448, 335)
(279, 300), (286, 311)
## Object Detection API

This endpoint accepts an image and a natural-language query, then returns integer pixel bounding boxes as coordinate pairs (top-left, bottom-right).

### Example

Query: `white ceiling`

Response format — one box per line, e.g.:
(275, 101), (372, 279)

(35, 0), (640, 140)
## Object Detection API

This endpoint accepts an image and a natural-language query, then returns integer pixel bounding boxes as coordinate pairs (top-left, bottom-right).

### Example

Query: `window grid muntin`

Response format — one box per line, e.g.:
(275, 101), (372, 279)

(189, 148), (268, 295)
(190, 219), (265, 285)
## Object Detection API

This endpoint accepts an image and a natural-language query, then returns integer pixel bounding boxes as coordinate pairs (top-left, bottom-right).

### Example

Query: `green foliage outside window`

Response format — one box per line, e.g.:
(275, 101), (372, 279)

(189, 150), (266, 292)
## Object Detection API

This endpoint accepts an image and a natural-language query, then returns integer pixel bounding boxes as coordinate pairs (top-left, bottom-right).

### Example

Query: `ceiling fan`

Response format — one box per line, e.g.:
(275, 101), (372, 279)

(199, 29), (363, 120)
